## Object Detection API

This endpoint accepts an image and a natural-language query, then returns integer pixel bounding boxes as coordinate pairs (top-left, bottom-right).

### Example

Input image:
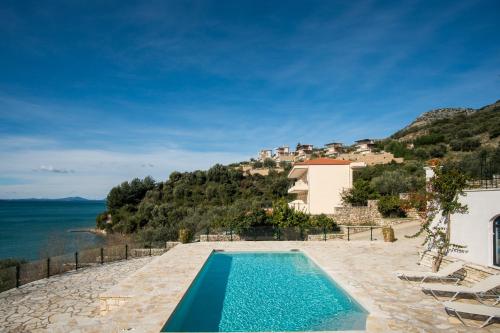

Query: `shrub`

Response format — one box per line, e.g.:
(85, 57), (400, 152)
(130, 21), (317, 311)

(310, 214), (340, 232)
(414, 148), (429, 160)
(384, 140), (414, 159)
(451, 138), (481, 152)
(96, 211), (109, 230)
(414, 134), (445, 146)
(428, 143), (447, 158)
(253, 161), (263, 168)
(377, 196), (407, 218)
(263, 158), (276, 168)
(341, 180), (378, 206)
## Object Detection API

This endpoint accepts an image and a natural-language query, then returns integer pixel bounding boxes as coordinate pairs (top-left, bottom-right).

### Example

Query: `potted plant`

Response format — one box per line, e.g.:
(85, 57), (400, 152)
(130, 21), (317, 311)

(382, 226), (395, 242)
(178, 228), (193, 244)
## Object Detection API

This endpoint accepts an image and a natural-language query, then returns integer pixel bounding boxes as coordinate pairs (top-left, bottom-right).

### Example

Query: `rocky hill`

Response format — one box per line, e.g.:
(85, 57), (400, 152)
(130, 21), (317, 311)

(391, 100), (500, 146)
(403, 107), (476, 131)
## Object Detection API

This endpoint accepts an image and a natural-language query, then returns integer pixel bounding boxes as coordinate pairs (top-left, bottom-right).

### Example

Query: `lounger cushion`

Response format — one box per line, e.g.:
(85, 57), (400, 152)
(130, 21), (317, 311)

(444, 301), (500, 317)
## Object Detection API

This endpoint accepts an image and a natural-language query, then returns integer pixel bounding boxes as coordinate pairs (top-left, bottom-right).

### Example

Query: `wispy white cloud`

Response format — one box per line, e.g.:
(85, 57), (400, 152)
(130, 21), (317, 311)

(0, 140), (249, 199)
(34, 165), (75, 174)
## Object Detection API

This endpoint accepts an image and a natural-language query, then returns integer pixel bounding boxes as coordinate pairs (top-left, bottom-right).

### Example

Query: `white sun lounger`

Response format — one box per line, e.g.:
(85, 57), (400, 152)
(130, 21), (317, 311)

(422, 274), (500, 304)
(396, 261), (464, 283)
(444, 301), (500, 328)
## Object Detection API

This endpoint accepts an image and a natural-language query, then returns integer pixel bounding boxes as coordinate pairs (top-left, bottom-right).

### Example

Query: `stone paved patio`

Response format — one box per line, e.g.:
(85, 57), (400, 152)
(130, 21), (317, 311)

(1, 223), (499, 333)
(55, 222), (499, 333)
(0, 256), (153, 333)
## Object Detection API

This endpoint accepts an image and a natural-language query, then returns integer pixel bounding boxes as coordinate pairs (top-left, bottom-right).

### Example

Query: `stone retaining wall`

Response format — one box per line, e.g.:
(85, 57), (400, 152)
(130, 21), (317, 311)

(332, 200), (382, 225)
(332, 200), (421, 227)
(199, 234), (242, 242)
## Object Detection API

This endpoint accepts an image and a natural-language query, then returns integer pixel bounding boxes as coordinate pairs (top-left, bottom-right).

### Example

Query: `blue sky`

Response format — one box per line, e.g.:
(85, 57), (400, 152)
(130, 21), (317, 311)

(0, 0), (499, 198)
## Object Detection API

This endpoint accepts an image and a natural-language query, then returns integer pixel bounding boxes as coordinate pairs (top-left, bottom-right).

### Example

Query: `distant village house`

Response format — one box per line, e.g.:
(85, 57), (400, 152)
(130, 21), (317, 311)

(354, 139), (375, 153)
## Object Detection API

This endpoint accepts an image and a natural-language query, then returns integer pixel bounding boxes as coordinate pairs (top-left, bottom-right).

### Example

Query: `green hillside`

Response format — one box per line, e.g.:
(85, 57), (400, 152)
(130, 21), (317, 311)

(391, 100), (500, 151)
(376, 100), (500, 178)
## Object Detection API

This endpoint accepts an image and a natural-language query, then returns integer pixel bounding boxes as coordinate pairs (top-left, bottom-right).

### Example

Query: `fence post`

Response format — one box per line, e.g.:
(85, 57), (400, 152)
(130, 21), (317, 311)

(100, 248), (104, 264)
(370, 227), (373, 241)
(230, 228), (233, 241)
(75, 252), (79, 270)
(277, 227), (281, 241)
(46, 258), (50, 278)
(347, 227), (350, 241)
(125, 244), (128, 260)
(15, 264), (20, 288)
(323, 226), (326, 241)
(149, 242), (152, 256)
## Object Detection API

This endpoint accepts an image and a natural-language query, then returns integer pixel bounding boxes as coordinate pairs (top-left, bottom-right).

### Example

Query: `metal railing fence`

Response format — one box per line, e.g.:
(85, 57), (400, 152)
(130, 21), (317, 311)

(196, 225), (383, 242)
(0, 241), (176, 293)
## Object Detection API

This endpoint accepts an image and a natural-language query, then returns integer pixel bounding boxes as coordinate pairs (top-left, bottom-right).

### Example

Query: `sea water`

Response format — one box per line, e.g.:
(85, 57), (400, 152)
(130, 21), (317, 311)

(0, 200), (106, 260)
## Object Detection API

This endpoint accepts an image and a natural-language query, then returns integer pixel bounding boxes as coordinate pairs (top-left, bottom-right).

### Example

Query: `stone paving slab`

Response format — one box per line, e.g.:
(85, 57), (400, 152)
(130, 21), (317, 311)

(0, 257), (154, 333)
(2, 227), (500, 333)
(55, 235), (499, 333)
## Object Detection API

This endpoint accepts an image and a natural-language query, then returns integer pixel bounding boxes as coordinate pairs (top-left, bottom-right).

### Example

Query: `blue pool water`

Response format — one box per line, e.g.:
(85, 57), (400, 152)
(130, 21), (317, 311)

(162, 251), (368, 332)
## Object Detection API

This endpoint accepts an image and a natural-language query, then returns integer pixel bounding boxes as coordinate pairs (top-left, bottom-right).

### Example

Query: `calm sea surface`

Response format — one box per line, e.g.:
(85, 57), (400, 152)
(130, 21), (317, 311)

(0, 200), (106, 260)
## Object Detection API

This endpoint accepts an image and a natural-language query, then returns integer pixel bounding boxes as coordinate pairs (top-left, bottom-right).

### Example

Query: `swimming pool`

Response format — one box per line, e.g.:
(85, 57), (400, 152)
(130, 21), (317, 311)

(162, 251), (368, 332)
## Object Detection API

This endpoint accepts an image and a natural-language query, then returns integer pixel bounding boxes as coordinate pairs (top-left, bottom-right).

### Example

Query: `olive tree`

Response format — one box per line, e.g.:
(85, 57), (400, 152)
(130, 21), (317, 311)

(408, 165), (468, 272)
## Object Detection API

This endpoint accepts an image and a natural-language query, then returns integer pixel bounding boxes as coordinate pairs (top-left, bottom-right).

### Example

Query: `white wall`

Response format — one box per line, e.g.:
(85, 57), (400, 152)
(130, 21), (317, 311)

(307, 164), (352, 215)
(449, 189), (500, 267)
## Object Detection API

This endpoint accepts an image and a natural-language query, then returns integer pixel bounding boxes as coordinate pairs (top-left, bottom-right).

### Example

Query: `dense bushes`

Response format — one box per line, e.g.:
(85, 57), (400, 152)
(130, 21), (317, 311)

(414, 134), (445, 146)
(341, 180), (378, 206)
(377, 196), (407, 218)
(383, 140), (414, 159)
(99, 164), (294, 240)
(272, 199), (339, 230)
(450, 138), (481, 152)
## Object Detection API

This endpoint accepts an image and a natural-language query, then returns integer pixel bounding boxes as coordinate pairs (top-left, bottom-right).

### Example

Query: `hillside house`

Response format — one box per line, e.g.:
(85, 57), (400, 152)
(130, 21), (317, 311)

(325, 142), (343, 156)
(354, 139), (375, 153)
(258, 149), (272, 161)
(287, 158), (365, 215)
(295, 143), (314, 161)
(273, 146), (294, 163)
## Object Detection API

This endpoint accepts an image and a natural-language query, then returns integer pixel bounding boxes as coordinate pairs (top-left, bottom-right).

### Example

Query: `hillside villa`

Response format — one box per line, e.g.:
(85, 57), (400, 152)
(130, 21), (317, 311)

(295, 143), (314, 160)
(258, 149), (272, 161)
(287, 158), (365, 214)
(324, 142), (344, 157)
(354, 139), (376, 153)
(257, 139), (404, 166)
(274, 145), (294, 163)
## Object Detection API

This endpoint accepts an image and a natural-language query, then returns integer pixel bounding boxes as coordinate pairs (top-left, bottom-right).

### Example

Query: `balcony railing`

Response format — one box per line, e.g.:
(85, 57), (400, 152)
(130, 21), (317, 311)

(288, 179), (308, 193)
(466, 176), (500, 189)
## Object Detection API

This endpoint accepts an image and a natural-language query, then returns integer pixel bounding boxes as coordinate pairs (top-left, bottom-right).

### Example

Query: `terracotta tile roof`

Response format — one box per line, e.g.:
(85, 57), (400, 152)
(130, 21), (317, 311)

(294, 158), (351, 166)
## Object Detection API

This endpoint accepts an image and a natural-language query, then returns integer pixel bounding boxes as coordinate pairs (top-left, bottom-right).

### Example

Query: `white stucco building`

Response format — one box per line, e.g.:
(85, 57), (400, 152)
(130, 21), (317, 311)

(354, 139), (375, 153)
(448, 189), (500, 268)
(425, 167), (500, 268)
(258, 149), (272, 161)
(324, 142), (343, 157)
(287, 158), (365, 215)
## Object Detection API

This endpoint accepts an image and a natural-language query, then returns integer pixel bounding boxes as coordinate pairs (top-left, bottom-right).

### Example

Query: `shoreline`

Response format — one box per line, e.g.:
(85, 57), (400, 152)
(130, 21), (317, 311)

(67, 228), (107, 236)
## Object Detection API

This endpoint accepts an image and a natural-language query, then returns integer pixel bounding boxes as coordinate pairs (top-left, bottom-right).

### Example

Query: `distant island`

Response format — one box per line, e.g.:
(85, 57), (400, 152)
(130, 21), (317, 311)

(0, 197), (105, 202)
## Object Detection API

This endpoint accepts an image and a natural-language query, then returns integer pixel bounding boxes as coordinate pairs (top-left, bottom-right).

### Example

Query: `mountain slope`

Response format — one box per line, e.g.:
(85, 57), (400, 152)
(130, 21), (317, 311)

(391, 100), (500, 149)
